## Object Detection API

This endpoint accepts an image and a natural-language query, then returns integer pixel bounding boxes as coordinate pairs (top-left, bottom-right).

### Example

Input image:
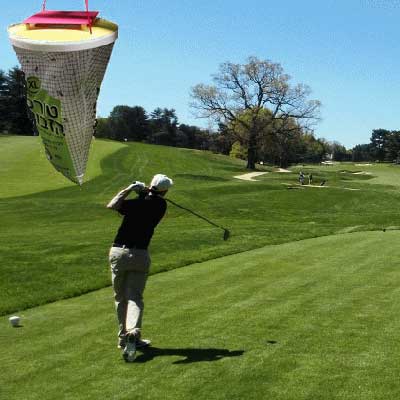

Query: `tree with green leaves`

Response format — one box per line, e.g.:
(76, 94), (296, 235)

(94, 117), (110, 138)
(191, 56), (321, 169)
(352, 144), (373, 162)
(228, 108), (274, 161)
(229, 141), (248, 160)
(107, 105), (150, 141)
(385, 130), (400, 162)
(1, 67), (34, 135)
(177, 124), (210, 149)
(149, 108), (178, 146)
(330, 141), (351, 161)
(370, 129), (390, 161)
(0, 70), (8, 133)
(299, 132), (326, 163)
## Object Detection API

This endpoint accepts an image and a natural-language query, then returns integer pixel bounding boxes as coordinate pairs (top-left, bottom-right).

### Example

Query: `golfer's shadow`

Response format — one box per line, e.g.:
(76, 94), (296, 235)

(135, 347), (244, 364)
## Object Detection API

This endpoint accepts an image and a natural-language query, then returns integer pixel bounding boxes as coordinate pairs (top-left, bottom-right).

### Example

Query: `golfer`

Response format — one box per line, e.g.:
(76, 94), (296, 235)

(299, 171), (305, 185)
(107, 174), (173, 362)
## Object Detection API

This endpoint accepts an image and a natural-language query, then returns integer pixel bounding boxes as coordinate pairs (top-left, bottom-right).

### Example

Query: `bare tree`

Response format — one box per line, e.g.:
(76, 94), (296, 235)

(190, 56), (321, 169)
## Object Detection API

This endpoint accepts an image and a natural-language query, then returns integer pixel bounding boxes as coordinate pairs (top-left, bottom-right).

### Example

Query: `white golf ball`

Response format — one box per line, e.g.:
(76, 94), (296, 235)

(9, 316), (20, 327)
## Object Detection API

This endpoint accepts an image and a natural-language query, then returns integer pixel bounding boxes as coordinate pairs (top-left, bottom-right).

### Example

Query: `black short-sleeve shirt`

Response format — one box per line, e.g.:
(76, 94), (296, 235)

(113, 194), (167, 249)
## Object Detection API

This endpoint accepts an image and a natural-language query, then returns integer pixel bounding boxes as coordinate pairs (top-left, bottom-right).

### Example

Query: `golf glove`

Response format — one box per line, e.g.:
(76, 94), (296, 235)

(127, 181), (146, 193)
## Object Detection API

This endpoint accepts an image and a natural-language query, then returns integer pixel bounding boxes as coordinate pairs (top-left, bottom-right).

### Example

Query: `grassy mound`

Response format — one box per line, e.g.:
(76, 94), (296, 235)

(2, 231), (400, 400)
(2, 136), (400, 315)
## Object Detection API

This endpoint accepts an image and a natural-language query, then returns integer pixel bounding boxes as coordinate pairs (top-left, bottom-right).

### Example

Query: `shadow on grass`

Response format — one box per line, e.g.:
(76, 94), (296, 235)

(134, 347), (245, 364)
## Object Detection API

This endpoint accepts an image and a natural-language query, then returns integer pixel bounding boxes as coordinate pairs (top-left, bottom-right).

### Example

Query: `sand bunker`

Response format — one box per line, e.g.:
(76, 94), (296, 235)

(276, 168), (291, 173)
(353, 172), (372, 175)
(234, 172), (268, 181)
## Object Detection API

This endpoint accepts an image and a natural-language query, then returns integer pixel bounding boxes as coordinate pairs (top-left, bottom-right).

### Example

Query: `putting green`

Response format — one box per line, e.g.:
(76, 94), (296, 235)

(2, 231), (400, 400)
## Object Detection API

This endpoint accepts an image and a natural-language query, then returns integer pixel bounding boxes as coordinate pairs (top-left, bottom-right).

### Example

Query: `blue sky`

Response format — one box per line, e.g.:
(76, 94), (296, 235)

(1, 0), (399, 147)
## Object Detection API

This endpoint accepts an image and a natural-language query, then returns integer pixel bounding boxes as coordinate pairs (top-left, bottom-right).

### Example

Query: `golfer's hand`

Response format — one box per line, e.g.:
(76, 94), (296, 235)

(127, 181), (146, 193)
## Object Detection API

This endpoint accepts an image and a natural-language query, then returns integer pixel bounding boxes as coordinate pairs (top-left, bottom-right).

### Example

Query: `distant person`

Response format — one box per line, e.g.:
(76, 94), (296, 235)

(308, 174), (313, 185)
(107, 174), (173, 362)
(299, 171), (305, 185)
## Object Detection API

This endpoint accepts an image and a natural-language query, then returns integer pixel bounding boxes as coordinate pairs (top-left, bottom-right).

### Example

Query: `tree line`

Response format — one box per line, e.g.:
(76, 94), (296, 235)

(96, 106), (218, 151)
(352, 129), (400, 163)
(0, 62), (397, 167)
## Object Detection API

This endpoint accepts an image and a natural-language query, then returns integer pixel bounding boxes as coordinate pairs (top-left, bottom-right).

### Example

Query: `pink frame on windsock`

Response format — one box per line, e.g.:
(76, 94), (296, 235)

(23, 1), (97, 33)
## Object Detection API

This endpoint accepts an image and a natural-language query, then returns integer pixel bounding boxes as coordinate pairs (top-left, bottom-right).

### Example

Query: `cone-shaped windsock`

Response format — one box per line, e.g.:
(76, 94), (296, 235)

(8, 12), (118, 185)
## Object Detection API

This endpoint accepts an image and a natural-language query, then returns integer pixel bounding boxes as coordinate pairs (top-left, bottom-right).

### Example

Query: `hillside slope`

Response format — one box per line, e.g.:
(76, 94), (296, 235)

(1, 136), (400, 315)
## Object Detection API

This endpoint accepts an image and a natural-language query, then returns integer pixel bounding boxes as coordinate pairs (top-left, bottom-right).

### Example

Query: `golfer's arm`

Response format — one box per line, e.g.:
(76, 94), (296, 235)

(106, 187), (132, 210)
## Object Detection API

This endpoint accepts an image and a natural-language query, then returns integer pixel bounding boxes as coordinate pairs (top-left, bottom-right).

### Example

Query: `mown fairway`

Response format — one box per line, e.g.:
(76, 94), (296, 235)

(1, 136), (400, 315)
(2, 231), (400, 400)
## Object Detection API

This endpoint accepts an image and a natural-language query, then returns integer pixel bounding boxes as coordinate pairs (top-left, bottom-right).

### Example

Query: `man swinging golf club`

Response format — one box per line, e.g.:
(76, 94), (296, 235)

(107, 173), (173, 362)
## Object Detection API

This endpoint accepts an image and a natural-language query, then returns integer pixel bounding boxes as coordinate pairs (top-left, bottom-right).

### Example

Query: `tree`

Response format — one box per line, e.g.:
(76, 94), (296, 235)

(352, 144), (373, 162)
(177, 124), (211, 149)
(385, 131), (400, 162)
(229, 141), (247, 160)
(209, 124), (234, 155)
(0, 70), (8, 132)
(228, 107), (272, 161)
(299, 132), (326, 163)
(191, 56), (321, 169)
(331, 141), (350, 161)
(94, 117), (110, 138)
(148, 108), (178, 146)
(3, 67), (34, 135)
(108, 105), (150, 141)
(370, 129), (390, 161)
(267, 116), (305, 167)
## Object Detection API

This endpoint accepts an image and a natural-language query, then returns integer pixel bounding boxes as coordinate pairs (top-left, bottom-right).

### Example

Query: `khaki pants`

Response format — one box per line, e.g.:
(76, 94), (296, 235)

(109, 246), (151, 339)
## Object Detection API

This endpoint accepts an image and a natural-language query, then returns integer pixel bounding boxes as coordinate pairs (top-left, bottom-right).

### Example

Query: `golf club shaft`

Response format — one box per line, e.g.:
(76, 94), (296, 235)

(165, 198), (226, 231)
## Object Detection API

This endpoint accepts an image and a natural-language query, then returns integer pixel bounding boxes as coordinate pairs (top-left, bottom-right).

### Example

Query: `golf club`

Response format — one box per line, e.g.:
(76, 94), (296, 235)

(165, 198), (230, 241)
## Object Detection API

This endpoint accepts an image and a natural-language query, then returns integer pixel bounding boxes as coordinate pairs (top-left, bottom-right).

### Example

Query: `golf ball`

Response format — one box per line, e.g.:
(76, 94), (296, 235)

(9, 316), (20, 327)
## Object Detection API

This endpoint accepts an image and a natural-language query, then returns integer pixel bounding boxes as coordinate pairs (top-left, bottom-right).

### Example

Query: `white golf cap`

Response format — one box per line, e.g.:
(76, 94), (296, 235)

(150, 174), (173, 192)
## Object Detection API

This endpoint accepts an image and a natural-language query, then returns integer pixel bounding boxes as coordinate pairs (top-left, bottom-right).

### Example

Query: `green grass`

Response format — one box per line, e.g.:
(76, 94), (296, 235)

(2, 136), (400, 315)
(0, 135), (125, 197)
(2, 231), (400, 400)
(3, 136), (400, 399)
